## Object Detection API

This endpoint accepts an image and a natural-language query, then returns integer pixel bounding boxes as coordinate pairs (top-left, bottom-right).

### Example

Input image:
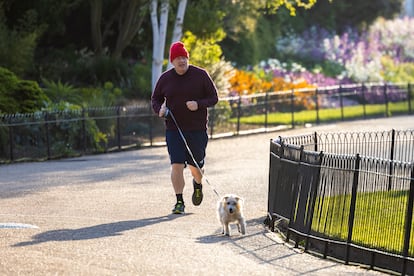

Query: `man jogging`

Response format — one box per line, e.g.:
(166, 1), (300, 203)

(151, 41), (219, 214)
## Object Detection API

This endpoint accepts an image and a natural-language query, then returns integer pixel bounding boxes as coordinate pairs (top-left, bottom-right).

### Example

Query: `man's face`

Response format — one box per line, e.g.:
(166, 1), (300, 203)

(172, 56), (189, 75)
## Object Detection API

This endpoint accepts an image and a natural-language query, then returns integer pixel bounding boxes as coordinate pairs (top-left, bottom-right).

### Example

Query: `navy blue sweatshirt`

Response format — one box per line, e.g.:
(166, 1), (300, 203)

(151, 65), (218, 131)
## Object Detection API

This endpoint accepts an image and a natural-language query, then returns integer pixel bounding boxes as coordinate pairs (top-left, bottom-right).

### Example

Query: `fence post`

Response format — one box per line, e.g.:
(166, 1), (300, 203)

(388, 129), (396, 191)
(304, 151), (324, 252)
(81, 108), (86, 153)
(148, 104), (154, 146)
(264, 92), (269, 130)
(44, 111), (51, 160)
(314, 131), (318, 152)
(290, 89), (295, 128)
(402, 165), (414, 275)
(383, 83), (389, 117)
(236, 96), (241, 135)
(116, 107), (121, 150)
(287, 145), (304, 245)
(315, 88), (320, 125)
(361, 83), (367, 119)
(408, 83), (412, 115)
(209, 105), (215, 138)
(346, 153), (360, 264)
(339, 85), (344, 121)
(8, 118), (14, 162)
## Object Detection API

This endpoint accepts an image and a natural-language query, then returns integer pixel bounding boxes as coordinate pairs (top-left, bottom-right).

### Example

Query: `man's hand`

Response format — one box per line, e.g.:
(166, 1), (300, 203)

(159, 100), (168, 117)
(186, 101), (198, 111)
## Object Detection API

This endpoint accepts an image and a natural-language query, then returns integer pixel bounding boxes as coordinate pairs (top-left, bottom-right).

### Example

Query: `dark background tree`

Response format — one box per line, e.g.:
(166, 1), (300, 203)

(277, 0), (403, 34)
(0, 0), (405, 113)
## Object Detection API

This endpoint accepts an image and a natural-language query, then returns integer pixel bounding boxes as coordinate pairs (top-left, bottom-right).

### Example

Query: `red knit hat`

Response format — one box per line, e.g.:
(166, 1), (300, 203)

(169, 41), (189, 62)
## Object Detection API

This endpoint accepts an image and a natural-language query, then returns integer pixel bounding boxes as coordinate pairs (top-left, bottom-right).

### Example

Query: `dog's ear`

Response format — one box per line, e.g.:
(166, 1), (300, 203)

(222, 196), (229, 203)
(235, 196), (244, 203)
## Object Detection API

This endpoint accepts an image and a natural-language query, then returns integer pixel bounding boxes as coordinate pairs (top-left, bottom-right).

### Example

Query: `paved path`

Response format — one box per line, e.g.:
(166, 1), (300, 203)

(1, 115), (413, 275)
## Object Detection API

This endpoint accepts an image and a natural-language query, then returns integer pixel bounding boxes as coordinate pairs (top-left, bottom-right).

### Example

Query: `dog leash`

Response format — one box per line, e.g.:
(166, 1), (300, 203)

(166, 108), (221, 198)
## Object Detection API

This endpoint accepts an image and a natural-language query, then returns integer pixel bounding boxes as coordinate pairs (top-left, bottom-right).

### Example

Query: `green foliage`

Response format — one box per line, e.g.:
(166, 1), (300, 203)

(283, 0), (402, 34)
(264, 0), (318, 16)
(130, 62), (152, 99)
(0, 5), (41, 77)
(88, 56), (131, 85)
(381, 57), (414, 84)
(42, 78), (81, 104)
(43, 102), (107, 154)
(79, 82), (123, 107)
(0, 67), (49, 113)
(236, 102), (411, 126)
(314, 60), (345, 78)
(13, 80), (50, 113)
(221, 15), (278, 66)
(0, 67), (19, 113)
(182, 30), (235, 97)
(38, 48), (132, 88)
(210, 100), (232, 125)
(185, 1), (226, 38)
(182, 30), (225, 68)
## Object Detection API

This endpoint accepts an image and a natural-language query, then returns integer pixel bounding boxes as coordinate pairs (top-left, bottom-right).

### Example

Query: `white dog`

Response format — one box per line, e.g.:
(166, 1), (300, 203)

(217, 194), (246, 236)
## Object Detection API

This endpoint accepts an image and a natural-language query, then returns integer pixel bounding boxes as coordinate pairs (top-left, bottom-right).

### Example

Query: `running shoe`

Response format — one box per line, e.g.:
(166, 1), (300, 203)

(192, 179), (203, 206)
(172, 201), (185, 214)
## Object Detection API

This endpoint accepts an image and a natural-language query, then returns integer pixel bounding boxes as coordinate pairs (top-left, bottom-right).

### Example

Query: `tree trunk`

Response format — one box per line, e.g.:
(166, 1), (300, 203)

(151, 0), (169, 91)
(167, 0), (187, 70)
(112, 0), (147, 59)
(90, 0), (147, 59)
(89, 0), (103, 56)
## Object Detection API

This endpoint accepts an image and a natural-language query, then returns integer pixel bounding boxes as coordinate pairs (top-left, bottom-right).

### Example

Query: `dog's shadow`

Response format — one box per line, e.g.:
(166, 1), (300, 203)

(196, 223), (254, 244)
(13, 214), (188, 247)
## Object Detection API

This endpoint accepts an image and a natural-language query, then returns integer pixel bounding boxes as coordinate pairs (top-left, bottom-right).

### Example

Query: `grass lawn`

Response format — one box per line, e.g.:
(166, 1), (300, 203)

(233, 101), (413, 125)
(311, 189), (414, 255)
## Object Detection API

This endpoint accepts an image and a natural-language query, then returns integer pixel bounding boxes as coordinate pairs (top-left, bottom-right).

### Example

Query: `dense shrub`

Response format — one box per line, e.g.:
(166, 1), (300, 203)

(0, 67), (49, 113)
(130, 62), (152, 99)
(42, 103), (107, 154)
(37, 48), (133, 88)
(42, 78), (81, 104)
(381, 57), (414, 83)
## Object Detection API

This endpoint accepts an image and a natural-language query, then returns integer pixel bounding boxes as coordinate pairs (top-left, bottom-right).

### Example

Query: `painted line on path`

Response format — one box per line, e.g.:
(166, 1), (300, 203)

(0, 223), (39, 229)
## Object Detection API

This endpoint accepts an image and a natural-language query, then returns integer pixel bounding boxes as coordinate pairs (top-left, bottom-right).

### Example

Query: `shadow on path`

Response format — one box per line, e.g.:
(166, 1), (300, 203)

(196, 217), (348, 275)
(13, 214), (188, 247)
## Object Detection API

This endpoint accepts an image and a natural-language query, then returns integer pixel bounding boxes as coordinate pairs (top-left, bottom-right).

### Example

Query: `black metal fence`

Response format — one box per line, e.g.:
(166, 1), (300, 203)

(267, 129), (414, 275)
(0, 82), (413, 163)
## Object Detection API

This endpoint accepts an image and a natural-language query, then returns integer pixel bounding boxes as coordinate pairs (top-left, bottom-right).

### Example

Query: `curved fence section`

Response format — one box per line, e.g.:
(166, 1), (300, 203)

(267, 130), (414, 275)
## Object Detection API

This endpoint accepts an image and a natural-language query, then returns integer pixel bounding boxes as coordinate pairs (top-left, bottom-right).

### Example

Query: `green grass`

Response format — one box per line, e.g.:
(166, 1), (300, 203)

(234, 101), (413, 125)
(312, 190), (414, 255)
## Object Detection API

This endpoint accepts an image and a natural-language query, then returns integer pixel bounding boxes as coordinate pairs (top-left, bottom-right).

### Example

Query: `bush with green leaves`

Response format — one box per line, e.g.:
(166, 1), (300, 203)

(37, 48), (133, 89)
(209, 100), (232, 126)
(381, 57), (414, 83)
(0, 67), (49, 113)
(41, 78), (81, 105)
(182, 30), (235, 98)
(130, 62), (152, 99)
(79, 82), (123, 107)
(42, 102), (107, 154)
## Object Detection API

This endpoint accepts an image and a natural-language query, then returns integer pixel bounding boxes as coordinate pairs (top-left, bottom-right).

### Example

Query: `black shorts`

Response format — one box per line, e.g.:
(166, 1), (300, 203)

(166, 130), (208, 168)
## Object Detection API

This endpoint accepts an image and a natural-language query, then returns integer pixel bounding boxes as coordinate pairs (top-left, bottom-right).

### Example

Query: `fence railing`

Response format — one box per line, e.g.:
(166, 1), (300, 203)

(267, 129), (414, 275)
(0, 82), (413, 163)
